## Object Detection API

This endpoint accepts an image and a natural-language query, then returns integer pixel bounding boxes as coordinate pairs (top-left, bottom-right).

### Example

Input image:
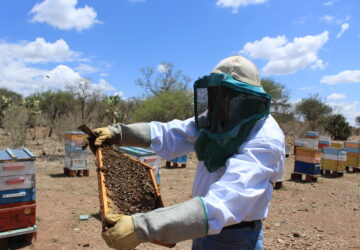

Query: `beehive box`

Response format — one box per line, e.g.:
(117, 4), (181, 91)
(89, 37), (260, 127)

(304, 131), (319, 140)
(64, 131), (88, 171)
(0, 204), (36, 231)
(295, 147), (322, 164)
(323, 147), (347, 161)
(0, 149), (36, 207)
(294, 161), (321, 175)
(321, 159), (347, 172)
(96, 146), (174, 248)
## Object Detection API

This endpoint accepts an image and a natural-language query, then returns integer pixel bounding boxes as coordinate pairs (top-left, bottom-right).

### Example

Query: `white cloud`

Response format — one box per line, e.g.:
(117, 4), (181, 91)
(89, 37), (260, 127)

(0, 37), (76, 63)
(240, 31), (329, 75)
(327, 93), (346, 101)
(75, 64), (99, 74)
(0, 38), (115, 96)
(326, 101), (360, 126)
(216, 0), (268, 13)
(92, 79), (116, 92)
(321, 15), (335, 23)
(30, 0), (100, 31)
(157, 63), (168, 73)
(336, 23), (349, 38)
(310, 59), (326, 70)
(324, 0), (338, 6)
(321, 70), (360, 84)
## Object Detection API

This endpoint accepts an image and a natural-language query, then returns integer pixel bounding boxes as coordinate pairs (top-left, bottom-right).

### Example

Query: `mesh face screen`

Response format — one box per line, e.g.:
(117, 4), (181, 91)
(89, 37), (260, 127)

(196, 87), (210, 129)
(195, 86), (268, 134)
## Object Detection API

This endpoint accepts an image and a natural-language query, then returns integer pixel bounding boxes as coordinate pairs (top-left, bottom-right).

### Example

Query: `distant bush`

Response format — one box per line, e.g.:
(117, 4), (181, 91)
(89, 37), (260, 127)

(3, 105), (28, 147)
(324, 114), (352, 140)
(133, 89), (193, 122)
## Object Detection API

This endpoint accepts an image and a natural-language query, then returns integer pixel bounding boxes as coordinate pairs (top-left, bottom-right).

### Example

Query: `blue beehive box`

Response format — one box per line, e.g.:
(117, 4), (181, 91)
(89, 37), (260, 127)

(0, 149), (36, 205)
(169, 154), (188, 163)
(305, 131), (319, 137)
(294, 161), (321, 175)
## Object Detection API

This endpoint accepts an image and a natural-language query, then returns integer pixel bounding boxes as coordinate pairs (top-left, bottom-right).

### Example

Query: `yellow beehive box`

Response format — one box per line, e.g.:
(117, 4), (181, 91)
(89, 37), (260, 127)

(331, 142), (343, 148)
(321, 159), (346, 171)
(64, 131), (88, 141)
(347, 155), (360, 167)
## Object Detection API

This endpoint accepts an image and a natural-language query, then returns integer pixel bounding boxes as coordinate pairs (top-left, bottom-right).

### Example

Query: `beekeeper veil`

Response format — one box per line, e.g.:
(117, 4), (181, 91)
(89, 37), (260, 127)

(194, 55), (272, 172)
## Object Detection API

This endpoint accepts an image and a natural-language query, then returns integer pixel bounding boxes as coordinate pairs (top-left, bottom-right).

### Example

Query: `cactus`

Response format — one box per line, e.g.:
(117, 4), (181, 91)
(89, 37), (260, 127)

(104, 95), (123, 123)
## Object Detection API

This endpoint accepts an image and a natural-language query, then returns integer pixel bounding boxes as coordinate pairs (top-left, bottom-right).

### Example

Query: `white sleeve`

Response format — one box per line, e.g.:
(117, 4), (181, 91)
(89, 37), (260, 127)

(202, 137), (285, 234)
(149, 117), (200, 160)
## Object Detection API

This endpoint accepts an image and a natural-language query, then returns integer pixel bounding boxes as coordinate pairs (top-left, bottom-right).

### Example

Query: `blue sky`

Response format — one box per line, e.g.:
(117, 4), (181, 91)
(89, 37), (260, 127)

(0, 0), (359, 124)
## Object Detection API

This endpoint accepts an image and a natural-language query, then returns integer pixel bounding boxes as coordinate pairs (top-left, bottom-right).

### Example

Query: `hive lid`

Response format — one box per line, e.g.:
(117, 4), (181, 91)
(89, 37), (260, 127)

(0, 148), (35, 162)
(65, 131), (86, 135)
(118, 147), (156, 157)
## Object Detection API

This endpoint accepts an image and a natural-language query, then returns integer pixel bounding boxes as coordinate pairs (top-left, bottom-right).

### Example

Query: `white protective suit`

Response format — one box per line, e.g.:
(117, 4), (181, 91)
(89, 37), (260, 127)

(150, 114), (285, 235)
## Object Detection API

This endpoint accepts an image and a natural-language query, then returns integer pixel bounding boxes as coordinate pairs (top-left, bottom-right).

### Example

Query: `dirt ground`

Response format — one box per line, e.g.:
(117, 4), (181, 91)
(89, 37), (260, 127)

(0, 130), (359, 250)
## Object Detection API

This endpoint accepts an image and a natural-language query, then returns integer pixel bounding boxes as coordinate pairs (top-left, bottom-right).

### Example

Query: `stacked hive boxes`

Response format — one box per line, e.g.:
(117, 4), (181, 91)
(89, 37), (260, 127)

(64, 131), (89, 177)
(294, 131), (322, 176)
(344, 141), (360, 169)
(0, 149), (36, 238)
(318, 135), (331, 149)
(321, 147), (347, 173)
(118, 147), (161, 186)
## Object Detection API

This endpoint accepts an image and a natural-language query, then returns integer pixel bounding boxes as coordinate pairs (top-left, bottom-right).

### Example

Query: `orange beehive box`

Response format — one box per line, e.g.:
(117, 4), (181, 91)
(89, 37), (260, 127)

(64, 132), (88, 141)
(305, 135), (319, 140)
(0, 204), (36, 231)
(344, 141), (360, 149)
(296, 147), (322, 157)
(295, 155), (321, 164)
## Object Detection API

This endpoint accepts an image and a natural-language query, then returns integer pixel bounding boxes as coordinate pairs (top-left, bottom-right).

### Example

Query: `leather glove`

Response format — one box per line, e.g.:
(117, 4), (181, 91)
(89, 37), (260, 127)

(102, 214), (141, 250)
(82, 127), (113, 153)
(82, 123), (151, 152)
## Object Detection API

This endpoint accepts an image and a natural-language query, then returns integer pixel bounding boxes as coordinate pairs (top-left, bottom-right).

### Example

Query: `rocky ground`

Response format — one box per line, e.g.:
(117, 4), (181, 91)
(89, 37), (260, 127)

(0, 130), (359, 250)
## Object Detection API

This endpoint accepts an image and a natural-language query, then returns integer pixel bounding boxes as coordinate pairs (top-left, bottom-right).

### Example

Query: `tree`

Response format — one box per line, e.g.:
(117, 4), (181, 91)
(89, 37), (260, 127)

(31, 90), (76, 137)
(324, 114), (352, 140)
(67, 78), (104, 124)
(136, 62), (190, 96)
(356, 116), (360, 127)
(356, 115), (360, 135)
(133, 89), (193, 122)
(295, 94), (332, 130)
(261, 78), (293, 123)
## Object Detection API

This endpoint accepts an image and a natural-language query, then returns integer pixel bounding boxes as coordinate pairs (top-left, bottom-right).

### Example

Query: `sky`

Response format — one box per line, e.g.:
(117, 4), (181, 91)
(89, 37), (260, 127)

(0, 0), (359, 125)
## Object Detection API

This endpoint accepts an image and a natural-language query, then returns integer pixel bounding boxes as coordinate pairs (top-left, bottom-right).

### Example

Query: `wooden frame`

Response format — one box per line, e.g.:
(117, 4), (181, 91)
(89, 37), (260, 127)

(96, 148), (174, 248)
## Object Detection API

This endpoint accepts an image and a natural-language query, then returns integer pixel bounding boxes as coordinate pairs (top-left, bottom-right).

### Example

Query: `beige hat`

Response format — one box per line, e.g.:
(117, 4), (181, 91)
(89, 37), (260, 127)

(211, 55), (261, 87)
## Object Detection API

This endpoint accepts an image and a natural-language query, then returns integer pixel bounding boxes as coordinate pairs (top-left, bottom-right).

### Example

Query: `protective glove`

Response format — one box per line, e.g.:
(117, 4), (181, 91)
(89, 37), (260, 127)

(133, 197), (208, 244)
(82, 123), (151, 151)
(102, 198), (207, 248)
(102, 214), (141, 250)
(81, 127), (113, 154)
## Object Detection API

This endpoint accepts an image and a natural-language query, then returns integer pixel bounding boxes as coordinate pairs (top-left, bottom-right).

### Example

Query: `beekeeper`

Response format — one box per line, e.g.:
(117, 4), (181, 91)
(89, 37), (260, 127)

(86, 55), (285, 250)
